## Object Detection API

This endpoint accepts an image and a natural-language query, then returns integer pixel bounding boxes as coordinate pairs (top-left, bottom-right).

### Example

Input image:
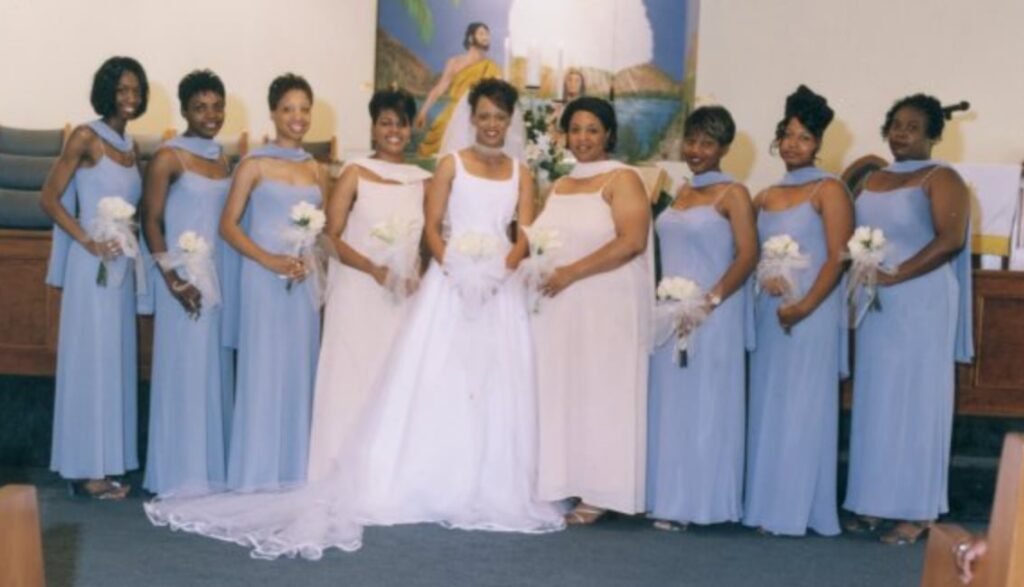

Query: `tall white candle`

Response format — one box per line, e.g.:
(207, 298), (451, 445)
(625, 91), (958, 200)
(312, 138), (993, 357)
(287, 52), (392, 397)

(557, 44), (565, 99)
(503, 37), (510, 80)
(526, 42), (541, 88)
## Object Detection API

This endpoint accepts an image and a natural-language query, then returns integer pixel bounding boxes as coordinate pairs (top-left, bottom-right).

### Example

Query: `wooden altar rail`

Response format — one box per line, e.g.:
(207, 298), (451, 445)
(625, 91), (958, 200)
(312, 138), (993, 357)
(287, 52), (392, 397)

(4, 226), (1024, 417)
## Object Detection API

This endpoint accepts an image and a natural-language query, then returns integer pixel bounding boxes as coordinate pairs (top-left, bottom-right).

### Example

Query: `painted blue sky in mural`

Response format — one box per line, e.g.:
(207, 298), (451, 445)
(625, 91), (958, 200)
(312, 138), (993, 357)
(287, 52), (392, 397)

(378, 0), (692, 81)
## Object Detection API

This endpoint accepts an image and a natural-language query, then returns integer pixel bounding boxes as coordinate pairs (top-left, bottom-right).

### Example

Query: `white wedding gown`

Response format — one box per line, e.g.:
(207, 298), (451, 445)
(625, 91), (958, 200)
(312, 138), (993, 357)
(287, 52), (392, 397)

(145, 152), (564, 559)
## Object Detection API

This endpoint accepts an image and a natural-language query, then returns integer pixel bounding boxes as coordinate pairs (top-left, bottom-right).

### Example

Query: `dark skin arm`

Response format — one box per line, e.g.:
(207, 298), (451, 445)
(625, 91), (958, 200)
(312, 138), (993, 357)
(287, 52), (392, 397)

(324, 165), (389, 285)
(778, 179), (854, 328)
(709, 184), (758, 306)
(39, 126), (121, 258)
(218, 159), (306, 279)
(542, 169), (651, 296)
(877, 167), (969, 285)
(142, 148), (202, 316)
(507, 162), (536, 270)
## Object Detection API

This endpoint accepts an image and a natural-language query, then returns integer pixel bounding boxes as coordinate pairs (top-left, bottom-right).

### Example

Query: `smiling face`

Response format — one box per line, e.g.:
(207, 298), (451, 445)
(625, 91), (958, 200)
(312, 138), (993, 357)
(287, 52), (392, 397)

(886, 106), (934, 161)
(372, 108), (411, 159)
(777, 117), (819, 169)
(567, 110), (609, 162)
(114, 71), (142, 121)
(471, 95), (510, 148)
(183, 90), (225, 139)
(271, 88), (312, 142)
(681, 130), (727, 175)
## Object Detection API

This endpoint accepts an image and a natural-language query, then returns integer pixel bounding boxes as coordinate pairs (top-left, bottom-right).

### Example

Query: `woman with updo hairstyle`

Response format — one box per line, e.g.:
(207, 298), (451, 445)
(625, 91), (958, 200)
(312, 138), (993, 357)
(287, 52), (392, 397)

(743, 85), (852, 536)
(41, 56), (149, 499)
(646, 105), (757, 530)
(532, 96), (653, 525)
(306, 88), (431, 481)
(219, 73), (326, 491)
(843, 94), (971, 545)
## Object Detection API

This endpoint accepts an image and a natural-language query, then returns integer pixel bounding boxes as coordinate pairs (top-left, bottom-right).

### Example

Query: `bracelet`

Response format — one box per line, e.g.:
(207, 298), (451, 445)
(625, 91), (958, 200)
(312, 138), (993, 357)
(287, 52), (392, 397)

(954, 541), (971, 556)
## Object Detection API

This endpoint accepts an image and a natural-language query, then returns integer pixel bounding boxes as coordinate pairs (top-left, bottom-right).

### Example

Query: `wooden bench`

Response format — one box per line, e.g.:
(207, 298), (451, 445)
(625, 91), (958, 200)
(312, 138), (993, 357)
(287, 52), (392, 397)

(921, 433), (1024, 586)
(0, 484), (46, 587)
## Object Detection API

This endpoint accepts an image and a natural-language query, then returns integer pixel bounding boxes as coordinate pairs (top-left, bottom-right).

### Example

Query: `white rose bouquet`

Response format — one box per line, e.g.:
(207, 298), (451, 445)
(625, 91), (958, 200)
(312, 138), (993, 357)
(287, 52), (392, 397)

(518, 224), (563, 313)
(653, 276), (709, 367)
(87, 196), (145, 291)
(281, 201), (327, 307)
(844, 225), (894, 326)
(368, 214), (423, 302)
(445, 231), (506, 317)
(756, 234), (810, 302)
(154, 230), (220, 318)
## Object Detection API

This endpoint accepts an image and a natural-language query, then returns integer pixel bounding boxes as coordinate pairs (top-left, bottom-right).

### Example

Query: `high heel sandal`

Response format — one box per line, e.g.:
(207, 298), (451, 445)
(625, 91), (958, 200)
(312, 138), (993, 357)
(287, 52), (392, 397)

(652, 519), (688, 532)
(68, 479), (131, 501)
(565, 504), (607, 526)
(879, 521), (931, 545)
(842, 515), (882, 534)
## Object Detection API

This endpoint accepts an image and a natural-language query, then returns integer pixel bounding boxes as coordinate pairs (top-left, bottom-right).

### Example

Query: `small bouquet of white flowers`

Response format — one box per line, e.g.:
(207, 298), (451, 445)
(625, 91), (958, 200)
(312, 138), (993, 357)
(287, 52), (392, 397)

(756, 234), (810, 302)
(281, 201), (327, 307)
(154, 230), (220, 317)
(87, 196), (145, 291)
(368, 214), (423, 302)
(653, 276), (709, 367)
(445, 231), (506, 317)
(844, 225), (894, 327)
(518, 224), (563, 313)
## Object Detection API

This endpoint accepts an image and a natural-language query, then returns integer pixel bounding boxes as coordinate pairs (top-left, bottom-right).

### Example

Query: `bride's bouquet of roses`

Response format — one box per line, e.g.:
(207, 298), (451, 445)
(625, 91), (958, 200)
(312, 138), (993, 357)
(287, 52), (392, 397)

(844, 226), (893, 327)
(282, 201), (327, 307)
(154, 230), (220, 318)
(518, 224), (563, 313)
(369, 214), (424, 302)
(445, 231), (507, 317)
(756, 234), (809, 302)
(88, 195), (146, 292)
(653, 277), (708, 367)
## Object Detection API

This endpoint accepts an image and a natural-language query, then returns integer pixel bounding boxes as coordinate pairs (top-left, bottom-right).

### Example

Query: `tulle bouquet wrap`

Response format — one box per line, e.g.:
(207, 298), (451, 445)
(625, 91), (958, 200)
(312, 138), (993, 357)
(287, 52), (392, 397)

(844, 226), (894, 327)
(282, 201), (327, 308)
(445, 231), (506, 317)
(154, 231), (220, 317)
(88, 195), (146, 292)
(368, 215), (424, 302)
(653, 277), (708, 367)
(756, 234), (809, 302)
(518, 224), (563, 313)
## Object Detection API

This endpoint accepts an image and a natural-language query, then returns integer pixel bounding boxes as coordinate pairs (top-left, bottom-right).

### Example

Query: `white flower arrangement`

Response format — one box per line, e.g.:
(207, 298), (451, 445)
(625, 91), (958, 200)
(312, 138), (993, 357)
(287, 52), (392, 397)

(281, 201), (327, 305)
(654, 276), (709, 367)
(177, 230), (211, 256)
(289, 201), (326, 234)
(756, 233), (809, 302)
(446, 231), (506, 318)
(519, 224), (564, 313)
(453, 231), (499, 259)
(368, 215), (423, 302)
(844, 225), (893, 326)
(154, 230), (220, 317)
(88, 195), (144, 290)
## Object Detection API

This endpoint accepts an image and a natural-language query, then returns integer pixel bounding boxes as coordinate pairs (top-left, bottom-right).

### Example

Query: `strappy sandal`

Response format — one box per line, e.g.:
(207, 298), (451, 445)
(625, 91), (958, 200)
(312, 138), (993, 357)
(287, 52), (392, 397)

(69, 479), (131, 501)
(880, 521), (930, 545)
(565, 504), (607, 526)
(652, 519), (688, 532)
(843, 515), (882, 534)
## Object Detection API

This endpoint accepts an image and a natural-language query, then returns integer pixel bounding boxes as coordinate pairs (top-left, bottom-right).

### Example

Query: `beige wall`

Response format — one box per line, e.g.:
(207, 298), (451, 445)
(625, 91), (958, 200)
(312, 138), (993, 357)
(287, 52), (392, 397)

(0, 0), (378, 158)
(695, 0), (1024, 191)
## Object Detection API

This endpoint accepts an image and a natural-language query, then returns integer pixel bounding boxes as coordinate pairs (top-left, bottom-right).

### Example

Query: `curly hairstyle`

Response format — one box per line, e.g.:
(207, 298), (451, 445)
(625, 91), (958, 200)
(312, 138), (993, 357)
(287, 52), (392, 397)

(177, 69), (225, 110)
(684, 105), (736, 147)
(267, 73), (313, 111)
(90, 56), (149, 118)
(773, 84), (834, 145)
(880, 93), (945, 139)
(369, 88), (417, 125)
(468, 78), (518, 115)
(560, 96), (618, 153)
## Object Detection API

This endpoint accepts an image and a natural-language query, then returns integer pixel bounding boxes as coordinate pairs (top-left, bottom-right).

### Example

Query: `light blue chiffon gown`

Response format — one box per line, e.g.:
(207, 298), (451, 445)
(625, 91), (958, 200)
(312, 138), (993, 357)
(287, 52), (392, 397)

(143, 137), (236, 495)
(844, 163), (972, 521)
(47, 120), (143, 479)
(647, 174), (747, 525)
(226, 148), (321, 491)
(743, 172), (846, 536)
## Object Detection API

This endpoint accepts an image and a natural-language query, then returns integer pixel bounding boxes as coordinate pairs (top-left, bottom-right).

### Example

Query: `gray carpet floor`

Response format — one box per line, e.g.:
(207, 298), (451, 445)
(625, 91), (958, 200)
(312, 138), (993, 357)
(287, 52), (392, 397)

(5, 470), (952, 587)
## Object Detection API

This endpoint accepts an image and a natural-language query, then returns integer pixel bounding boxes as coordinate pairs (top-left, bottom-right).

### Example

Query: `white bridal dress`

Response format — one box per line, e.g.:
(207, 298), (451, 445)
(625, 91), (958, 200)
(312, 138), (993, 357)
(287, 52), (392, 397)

(145, 151), (564, 559)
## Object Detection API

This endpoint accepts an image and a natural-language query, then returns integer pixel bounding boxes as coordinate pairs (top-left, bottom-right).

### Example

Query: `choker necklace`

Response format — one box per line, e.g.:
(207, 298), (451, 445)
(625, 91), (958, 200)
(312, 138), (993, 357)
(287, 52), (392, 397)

(471, 142), (505, 159)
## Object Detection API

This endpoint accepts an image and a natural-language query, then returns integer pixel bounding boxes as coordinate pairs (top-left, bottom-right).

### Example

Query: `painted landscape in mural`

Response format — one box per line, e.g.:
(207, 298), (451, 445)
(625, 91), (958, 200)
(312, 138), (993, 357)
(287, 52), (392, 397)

(375, 0), (699, 162)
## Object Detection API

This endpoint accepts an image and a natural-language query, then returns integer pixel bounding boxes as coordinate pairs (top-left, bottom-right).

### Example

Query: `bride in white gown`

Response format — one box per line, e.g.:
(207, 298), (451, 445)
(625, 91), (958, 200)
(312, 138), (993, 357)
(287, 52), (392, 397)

(145, 79), (564, 559)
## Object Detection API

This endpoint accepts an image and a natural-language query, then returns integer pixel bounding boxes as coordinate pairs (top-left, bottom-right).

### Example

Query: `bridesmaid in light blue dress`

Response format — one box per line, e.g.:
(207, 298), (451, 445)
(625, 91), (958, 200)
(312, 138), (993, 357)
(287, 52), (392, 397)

(141, 70), (236, 496)
(41, 57), (150, 499)
(844, 94), (972, 545)
(743, 86), (852, 536)
(221, 74), (324, 491)
(647, 106), (757, 529)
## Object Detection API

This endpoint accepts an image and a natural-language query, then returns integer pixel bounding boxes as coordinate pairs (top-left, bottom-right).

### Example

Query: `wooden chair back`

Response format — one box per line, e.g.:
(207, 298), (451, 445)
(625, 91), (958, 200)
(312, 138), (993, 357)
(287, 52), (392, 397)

(0, 484), (46, 587)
